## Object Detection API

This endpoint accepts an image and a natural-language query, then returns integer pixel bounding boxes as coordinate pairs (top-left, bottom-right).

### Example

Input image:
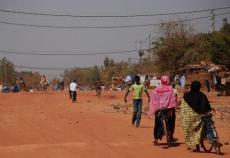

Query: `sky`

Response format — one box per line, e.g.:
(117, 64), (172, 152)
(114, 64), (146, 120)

(0, 0), (229, 79)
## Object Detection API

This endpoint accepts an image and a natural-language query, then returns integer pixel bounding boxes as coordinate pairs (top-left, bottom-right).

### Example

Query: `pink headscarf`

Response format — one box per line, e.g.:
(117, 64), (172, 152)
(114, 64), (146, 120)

(149, 76), (177, 114)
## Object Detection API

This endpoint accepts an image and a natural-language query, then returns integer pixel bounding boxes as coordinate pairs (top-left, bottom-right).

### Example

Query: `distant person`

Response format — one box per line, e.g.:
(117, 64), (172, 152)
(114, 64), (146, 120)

(148, 76), (177, 146)
(172, 83), (178, 98)
(124, 75), (150, 127)
(95, 78), (102, 96)
(59, 79), (65, 91)
(19, 77), (26, 92)
(124, 75), (134, 89)
(40, 75), (49, 91)
(180, 74), (186, 91)
(205, 80), (210, 92)
(69, 80), (78, 103)
(174, 74), (180, 85)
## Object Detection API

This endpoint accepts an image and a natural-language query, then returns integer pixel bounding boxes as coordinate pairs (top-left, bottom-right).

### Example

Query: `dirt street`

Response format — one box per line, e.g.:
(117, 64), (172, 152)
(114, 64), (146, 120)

(0, 91), (229, 158)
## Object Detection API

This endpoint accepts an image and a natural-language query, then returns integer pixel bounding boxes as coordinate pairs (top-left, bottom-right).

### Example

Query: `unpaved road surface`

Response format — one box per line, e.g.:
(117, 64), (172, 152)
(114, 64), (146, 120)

(0, 91), (229, 158)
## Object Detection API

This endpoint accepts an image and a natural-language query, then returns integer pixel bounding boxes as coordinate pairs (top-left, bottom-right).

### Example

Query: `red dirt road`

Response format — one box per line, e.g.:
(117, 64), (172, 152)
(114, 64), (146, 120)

(0, 91), (229, 158)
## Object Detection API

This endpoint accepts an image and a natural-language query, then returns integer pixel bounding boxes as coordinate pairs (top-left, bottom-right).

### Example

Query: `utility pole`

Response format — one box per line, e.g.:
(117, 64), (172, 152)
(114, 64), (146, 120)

(138, 49), (144, 64)
(148, 34), (151, 59)
(137, 40), (144, 64)
(211, 9), (216, 32)
(4, 65), (7, 84)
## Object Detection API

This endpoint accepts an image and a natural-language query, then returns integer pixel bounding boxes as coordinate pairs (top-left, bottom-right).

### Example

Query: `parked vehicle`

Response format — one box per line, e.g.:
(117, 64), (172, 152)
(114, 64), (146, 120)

(1, 84), (20, 93)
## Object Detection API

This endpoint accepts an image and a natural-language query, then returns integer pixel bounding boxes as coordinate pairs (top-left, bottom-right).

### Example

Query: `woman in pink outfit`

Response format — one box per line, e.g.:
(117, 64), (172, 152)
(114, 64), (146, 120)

(149, 76), (177, 146)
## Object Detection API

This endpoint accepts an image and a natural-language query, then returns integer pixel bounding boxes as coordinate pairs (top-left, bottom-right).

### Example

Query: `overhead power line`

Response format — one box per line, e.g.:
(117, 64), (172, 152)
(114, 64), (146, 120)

(0, 49), (140, 56)
(15, 65), (94, 70)
(0, 12), (229, 29)
(16, 65), (71, 70)
(0, 21), (158, 29)
(0, 6), (229, 18)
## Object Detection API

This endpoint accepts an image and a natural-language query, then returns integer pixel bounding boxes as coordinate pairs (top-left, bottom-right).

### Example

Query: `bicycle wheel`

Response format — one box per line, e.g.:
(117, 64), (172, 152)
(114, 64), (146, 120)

(201, 137), (213, 152)
(162, 117), (170, 146)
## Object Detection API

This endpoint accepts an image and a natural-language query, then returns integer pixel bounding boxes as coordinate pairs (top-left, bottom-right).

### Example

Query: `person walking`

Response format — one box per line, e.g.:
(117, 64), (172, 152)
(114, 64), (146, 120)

(205, 80), (210, 92)
(180, 81), (218, 152)
(95, 78), (102, 97)
(40, 75), (49, 91)
(124, 75), (150, 127)
(69, 80), (78, 103)
(148, 76), (177, 146)
(19, 77), (26, 92)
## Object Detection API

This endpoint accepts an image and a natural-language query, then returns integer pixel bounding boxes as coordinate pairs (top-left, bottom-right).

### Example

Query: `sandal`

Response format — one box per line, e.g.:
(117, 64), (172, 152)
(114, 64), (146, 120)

(153, 139), (159, 146)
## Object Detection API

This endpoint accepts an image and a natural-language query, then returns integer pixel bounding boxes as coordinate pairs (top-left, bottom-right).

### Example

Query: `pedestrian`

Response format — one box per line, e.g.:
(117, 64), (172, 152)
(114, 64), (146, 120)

(148, 76), (177, 146)
(95, 78), (102, 96)
(60, 79), (65, 91)
(19, 77), (26, 92)
(180, 81), (218, 152)
(124, 75), (150, 127)
(205, 80), (210, 92)
(69, 80), (78, 103)
(174, 74), (180, 85)
(172, 83), (178, 98)
(180, 74), (186, 92)
(40, 75), (49, 91)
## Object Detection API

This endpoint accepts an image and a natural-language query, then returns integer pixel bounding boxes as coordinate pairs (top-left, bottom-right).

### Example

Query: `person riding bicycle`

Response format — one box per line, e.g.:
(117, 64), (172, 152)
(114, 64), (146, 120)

(40, 75), (49, 91)
(148, 76), (177, 146)
(180, 81), (221, 152)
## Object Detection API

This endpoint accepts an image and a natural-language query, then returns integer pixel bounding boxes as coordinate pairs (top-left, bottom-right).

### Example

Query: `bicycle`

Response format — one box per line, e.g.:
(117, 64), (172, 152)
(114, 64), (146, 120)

(200, 113), (222, 155)
(156, 109), (173, 147)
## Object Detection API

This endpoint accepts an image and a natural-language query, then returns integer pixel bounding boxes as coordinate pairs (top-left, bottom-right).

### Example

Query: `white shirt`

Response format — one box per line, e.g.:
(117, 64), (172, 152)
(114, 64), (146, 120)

(69, 82), (78, 91)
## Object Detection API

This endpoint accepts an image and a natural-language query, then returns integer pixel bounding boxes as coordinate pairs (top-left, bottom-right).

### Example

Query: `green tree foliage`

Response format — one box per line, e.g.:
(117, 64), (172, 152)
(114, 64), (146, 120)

(0, 57), (16, 84)
(104, 56), (110, 67)
(17, 71), (41, 89)
(151, 21), (196, 74)
(207, 19), (230, 68)
(64, 66), (101, 87)
(101, 57), (129, 84)
(221, 18), (230, 34)
(103, 56), (115, 67)
(150, 18), (230, 74)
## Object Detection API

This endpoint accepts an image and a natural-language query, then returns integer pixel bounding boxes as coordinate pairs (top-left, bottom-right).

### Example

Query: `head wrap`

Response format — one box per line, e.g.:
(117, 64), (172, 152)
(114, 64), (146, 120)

(149, 76), (176, 114)
(184, 81), (211, 114)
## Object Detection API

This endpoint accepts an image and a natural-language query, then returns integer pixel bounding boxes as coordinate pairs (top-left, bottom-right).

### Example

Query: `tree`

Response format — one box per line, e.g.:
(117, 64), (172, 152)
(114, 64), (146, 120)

(17, 71), (41, 90)
(195, 19), (230, 69)
(0, 57), (16, 84)
(63, 66), (102, 88)
(149, 18), (230, 74)
(151, 21), (195, 74)
(221, 18), (230, 34)
(104, 56), (110, 67)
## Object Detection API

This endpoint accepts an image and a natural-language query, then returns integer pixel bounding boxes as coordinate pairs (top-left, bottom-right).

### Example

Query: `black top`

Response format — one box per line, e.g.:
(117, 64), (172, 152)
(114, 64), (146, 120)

(184, 91), (211, 114)
(95, 81), (101, 90)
